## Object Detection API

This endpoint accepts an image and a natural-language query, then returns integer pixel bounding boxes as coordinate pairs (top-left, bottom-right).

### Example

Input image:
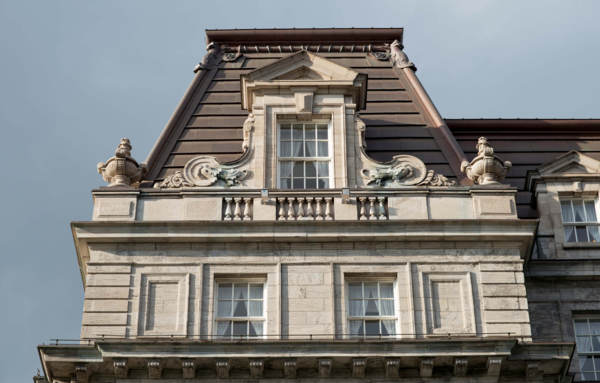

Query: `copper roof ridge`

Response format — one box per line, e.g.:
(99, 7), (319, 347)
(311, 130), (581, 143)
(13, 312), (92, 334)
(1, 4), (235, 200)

(206, 28), (404, 45)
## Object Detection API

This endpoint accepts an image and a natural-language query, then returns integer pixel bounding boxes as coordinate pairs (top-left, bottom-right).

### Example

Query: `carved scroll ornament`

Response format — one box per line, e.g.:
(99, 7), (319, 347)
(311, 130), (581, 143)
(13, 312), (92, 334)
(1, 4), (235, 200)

(356, 116), (455, 187)
(155, 114), (253, 189)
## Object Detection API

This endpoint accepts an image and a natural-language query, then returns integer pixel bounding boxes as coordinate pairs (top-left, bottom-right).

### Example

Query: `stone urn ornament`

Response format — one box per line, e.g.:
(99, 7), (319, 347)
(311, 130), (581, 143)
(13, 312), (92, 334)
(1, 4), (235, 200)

(97, 138), (147, 187)
(461, 137), (511, 185)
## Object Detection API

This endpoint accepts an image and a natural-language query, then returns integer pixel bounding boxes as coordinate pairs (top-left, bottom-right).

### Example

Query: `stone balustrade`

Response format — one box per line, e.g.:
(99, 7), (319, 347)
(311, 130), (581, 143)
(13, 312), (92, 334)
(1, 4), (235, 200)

(276, 197), (334, 221)
(357, 196), (388, 220)
(223, 197), (252, 221)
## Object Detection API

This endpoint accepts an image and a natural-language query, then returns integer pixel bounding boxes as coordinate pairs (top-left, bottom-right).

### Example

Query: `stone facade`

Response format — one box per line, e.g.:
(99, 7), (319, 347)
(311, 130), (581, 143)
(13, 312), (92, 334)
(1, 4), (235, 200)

(36, 28), (600, 383)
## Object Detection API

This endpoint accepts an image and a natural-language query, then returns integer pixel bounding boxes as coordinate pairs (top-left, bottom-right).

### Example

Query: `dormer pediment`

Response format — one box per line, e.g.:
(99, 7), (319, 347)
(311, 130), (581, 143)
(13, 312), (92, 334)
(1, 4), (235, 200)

(241, 50), (367, 111)
(527, 151), (600, 191)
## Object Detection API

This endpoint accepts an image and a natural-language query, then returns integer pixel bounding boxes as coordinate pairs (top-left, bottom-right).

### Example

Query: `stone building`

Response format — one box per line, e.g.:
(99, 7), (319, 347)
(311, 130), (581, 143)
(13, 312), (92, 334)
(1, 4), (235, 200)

(36, 28), (600, 383)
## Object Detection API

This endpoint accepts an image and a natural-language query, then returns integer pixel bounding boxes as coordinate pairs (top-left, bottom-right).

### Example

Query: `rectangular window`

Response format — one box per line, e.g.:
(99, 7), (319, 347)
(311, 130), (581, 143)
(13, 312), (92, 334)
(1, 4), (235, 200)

(278, 121), (331, 189)
(560, 199), (600, 243)
(347, 281), (396, 337)
(574, 317), (600, 381)
(215, 282), (264, 338)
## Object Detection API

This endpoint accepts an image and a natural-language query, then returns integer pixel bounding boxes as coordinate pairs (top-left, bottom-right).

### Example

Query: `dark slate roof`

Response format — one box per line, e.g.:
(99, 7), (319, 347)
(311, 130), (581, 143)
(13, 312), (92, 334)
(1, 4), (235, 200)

(448, 119), (600, 218)
(144, 28), (458, 185)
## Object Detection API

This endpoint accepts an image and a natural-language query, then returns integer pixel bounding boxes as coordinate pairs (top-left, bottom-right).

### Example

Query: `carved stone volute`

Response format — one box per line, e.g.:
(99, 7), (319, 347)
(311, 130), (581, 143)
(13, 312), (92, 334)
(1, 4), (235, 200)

(97, 138), (147, 187)
(461, 137), (512, 185)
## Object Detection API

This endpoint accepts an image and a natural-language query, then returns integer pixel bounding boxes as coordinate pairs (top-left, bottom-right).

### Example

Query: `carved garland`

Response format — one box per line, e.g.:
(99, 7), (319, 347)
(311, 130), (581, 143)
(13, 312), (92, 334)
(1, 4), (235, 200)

(154, 114), (254, 188)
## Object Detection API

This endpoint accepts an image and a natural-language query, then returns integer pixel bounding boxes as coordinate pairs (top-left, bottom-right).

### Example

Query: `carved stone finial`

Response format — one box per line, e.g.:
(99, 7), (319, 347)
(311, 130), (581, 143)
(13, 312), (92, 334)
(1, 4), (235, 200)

(390, 40), (416, 71)
(97, 138), (147, 187)
(193, 42), (222, 72)
(461, 137), (512, 185)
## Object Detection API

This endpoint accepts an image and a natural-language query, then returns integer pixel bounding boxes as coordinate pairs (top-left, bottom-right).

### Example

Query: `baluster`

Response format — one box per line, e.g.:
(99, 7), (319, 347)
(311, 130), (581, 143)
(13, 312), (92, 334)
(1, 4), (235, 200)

(358, 197), (367, 220)
(372, 197), (380, 220)
(224, 198), (233, 220)
(234, 198), (242, 220)
(378, 197), (386, 220)
(306, 197), (315, 220)
(315, 198), (324, 220)
(286, 198), (295, 220)
(243, 198), (251, 220)
(325, 198), (333, 220)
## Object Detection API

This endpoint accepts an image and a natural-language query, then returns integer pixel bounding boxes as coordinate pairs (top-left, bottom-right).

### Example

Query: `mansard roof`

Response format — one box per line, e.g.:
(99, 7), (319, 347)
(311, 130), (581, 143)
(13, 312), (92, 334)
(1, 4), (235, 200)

(143, 28), (466, 188)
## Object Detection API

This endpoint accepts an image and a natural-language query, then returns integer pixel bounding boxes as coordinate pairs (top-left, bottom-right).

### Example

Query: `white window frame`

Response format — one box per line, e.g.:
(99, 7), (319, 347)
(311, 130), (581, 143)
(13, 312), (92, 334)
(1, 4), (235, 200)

(573, 315), (600, 381)
(213, 278), (266, 339)
(345, 278), (397, 338)
(276, 119), (333, 189)
(560, 198), (600, 243)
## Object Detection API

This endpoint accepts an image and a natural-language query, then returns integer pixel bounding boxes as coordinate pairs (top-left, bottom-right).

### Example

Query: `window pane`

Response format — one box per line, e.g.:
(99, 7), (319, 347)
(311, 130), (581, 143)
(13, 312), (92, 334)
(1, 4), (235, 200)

(380, 299), (394, 316)
(380, 283), (393, 298)
(365, 320), (380, 336)
(233, 300), (248, 317)
(217, 321), (231, 337)
(349, 300), (363, 316)
(292, 124), (303, 139)
(576, 226), (589, 242)
(593, 336), (600, 352)
(306, 178), (316, 189)
(565, 226), (577, 242)
(317, 161), (329, 177)
(217, 300), (232, 317)
(293, 178), (304, 189)
(249, 301), (263, 316)
(306, 161), (316, 177)
(305, 125), (315, 139)
(577, 336), (593, 352)
(590, 320), (600, 335)
(218, 284), (232, 300)
(249, 284), (263, 299)
(280, 178), (291, 189)
(280, 126), (291, 139)
(582, 372), (596, 381)
(318, 178), (329, 189)
(561, 201), (574, 222)
(588, 226), (600, 243)
(364, 283), (378, 299)
(585, 201), (598, 222)
(305, 141), (316, 157)
(381, 320), (395, 336)
(293, 141), (303, 156)
(317, 141), (328, 156)
(575, 320), (589, 335)
(233, 321), (247, 336)
(280, 141), (291, 157)
(364, 300), (380, 316)
(349, 283), (362, 299)
(234, 284), (247, 300)
(349, 320), (363, 336)
(293, 162), (304, 177)
(280, 162), (292, 178)
(249, 321), (263, 336)
(580, 356), (594, 371)
(574, 201), (586, 222)
(317, 125), (328, 139)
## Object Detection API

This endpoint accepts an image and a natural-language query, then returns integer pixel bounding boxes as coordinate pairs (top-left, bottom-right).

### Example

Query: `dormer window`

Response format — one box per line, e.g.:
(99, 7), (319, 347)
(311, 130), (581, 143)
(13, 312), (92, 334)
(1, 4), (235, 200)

(560, 199), (600, 243)
(278, 121), (331, 189)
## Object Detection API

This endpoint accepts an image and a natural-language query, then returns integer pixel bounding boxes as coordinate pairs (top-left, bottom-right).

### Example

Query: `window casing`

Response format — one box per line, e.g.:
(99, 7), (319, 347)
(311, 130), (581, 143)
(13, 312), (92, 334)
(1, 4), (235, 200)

(277, 121), (332, 189)
(574, 316), (600, 381)
(347, 281), (396, 337)
(560, 199), (600, 243)
(215, 282), (265, 338)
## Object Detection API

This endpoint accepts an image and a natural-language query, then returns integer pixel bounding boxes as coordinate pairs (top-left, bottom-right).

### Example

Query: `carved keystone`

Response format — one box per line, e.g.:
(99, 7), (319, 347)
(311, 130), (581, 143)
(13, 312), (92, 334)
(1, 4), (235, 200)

(420, 358), (434, 378)
(216, 360), (230, 379)
(318, 358), (332, 378)
(461, 137), (512, 185)
(352, 358), (367, 378)
(74, 365), (88, 383)
(113, 359), (128, 378)
(147, 360), (162, 379)
(487, 357), (503, 376)
(181, 359), (196, 379)
(284, 359), (297, 378)
(454, 358), (468, 376)
(97, 138), (146, 187)
(249, 359), (264, 378)
(385, 359), (400, 378)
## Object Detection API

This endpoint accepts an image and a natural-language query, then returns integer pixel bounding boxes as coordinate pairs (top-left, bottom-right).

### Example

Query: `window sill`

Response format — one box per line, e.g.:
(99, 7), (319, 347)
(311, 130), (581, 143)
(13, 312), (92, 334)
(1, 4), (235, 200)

(563, 242), (600, 249)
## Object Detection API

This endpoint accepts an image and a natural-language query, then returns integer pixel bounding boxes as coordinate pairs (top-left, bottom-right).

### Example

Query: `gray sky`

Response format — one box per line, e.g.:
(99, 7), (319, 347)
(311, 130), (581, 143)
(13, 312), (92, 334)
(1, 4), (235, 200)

(1, 0), (599, 380)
